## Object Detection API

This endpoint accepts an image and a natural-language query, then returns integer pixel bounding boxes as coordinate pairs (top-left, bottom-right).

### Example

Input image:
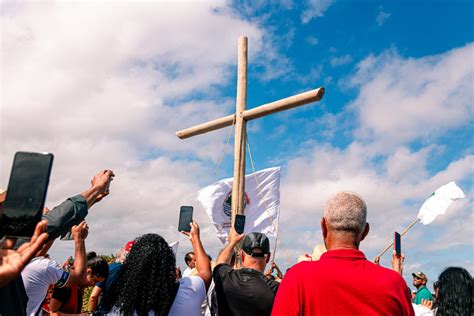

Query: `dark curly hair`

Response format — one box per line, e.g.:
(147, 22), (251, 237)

(102, 234), (178, 315)
(436, 267), (473, 316)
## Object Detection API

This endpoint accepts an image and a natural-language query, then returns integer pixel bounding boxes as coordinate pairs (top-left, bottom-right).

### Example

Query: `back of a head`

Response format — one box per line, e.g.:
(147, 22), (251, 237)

(241, 232), (270, 271)
(185, 251), (195, 266)
(103, 234), (177, 314)
(87, 253), (109, 280)
(324, 191), (367, 237)
(436, 267), (473, 316)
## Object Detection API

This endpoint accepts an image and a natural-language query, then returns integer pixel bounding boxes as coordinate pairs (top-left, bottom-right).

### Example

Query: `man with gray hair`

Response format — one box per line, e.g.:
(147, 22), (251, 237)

(271, 191), (414, 316)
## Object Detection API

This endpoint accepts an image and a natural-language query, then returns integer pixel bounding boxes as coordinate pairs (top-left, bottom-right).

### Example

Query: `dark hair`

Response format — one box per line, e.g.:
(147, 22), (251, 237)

(103, 234), (177, 315)
(86, 252), (109, 280)
(184, 252), (195, 264)
(436, 267), (473, 316)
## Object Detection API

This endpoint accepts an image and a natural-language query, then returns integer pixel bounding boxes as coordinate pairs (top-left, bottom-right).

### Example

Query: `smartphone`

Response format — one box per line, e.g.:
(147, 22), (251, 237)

(234, 214), (246, 234)
(394, 231), (401, 256)
(0, 152), (54, 238)
(178, 206), (193, 233)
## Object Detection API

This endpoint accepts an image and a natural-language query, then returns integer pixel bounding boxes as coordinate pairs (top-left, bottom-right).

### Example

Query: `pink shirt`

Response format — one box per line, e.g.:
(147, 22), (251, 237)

(272, 249), (414, 316)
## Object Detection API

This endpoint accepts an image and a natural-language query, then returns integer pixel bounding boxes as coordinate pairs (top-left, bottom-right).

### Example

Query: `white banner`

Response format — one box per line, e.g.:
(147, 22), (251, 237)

(417, 181), (465, 225)
(198, 167), (281, 243)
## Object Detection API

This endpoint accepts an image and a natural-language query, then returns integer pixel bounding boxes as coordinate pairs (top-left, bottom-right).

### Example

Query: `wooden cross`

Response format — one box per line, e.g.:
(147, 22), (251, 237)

(176, 36), (325, 223)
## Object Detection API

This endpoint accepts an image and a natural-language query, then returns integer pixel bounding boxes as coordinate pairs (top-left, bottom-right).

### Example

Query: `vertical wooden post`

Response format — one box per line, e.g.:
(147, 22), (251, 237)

(231, 36), (248, 224)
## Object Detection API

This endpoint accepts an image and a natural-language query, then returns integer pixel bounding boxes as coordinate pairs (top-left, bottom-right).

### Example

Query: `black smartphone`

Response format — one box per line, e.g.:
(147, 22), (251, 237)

(178, 206), (193, 233)
(394, 231), (401, 256)
(234, 214), (246, 234)
(0, 152), (54, 238)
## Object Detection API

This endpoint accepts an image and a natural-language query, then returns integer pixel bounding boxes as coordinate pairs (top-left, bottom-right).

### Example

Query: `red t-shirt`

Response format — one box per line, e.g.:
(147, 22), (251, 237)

(271, 249), (414, 316)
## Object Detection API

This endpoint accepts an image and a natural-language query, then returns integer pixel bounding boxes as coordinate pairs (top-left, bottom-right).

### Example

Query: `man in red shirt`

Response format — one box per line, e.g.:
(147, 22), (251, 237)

(271, 191), (414, 316)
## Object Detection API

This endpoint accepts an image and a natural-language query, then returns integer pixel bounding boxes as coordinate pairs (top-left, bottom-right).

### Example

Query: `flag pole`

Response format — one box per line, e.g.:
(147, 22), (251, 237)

(374, 218), (419, 261)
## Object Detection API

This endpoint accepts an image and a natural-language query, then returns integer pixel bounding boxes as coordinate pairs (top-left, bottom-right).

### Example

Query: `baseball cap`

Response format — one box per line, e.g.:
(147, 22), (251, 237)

(242, 232), (270, 257)
(124, 240), (135, 252)
(412, 272), (428, 281)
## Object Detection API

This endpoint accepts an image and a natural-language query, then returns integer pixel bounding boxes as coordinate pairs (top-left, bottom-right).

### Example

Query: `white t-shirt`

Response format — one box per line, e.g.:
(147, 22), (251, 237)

(107, 275), (206, 316)
(21, 257), (70, 315)
(169, 275), (206, 316)
(182, 267), (194, 278)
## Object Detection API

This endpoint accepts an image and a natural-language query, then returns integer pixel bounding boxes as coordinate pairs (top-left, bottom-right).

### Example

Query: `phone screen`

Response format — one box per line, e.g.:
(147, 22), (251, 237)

(0, 152), (54, 237)
(394, 232), (401, 256)
(234, 214), (246, 234)
(178, 206), (193, 233)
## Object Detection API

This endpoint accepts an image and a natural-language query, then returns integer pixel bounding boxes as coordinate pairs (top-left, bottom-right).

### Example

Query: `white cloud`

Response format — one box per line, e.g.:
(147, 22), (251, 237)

(376, 10), (391, 26)
(330, 54), (353, 67)
(348, 43), (474, 147)
(301, 0), (334, 24)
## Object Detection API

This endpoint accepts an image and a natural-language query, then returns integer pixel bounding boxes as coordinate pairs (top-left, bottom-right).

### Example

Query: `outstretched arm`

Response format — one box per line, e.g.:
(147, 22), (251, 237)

(43, 169), (114, 240)
(216, 228), (244, 266)
(182, 221), (211, 290)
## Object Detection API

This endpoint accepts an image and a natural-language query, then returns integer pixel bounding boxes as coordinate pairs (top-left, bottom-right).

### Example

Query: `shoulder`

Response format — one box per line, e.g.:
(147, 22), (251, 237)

(179, 276), (206, 297)
(370, 261), (403, 279)
(213, 263), (233, 279)
(418, 287), (433, 297)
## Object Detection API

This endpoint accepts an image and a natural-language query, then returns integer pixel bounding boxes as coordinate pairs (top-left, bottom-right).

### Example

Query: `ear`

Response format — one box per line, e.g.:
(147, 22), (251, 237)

(360, 223), (370, 241)
(265, 253), (271, 264)
(321, 217), (328, 238)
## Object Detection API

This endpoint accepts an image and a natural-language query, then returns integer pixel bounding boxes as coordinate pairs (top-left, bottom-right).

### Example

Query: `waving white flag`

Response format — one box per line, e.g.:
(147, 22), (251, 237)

(417, 182), (465, 225)
(198, 167), (280, 243)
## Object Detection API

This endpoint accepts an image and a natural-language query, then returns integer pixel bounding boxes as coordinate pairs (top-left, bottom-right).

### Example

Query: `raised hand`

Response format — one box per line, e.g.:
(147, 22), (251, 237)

(0, 220), (49, 287)
(71, 221), (89, 241)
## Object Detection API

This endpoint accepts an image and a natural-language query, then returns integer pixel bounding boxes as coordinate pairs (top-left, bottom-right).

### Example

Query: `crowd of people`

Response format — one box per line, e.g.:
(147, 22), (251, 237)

(0, 170), (472, 315)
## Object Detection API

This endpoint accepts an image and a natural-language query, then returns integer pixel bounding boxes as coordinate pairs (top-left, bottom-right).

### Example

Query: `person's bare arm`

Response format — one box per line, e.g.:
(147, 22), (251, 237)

(0, 221), (49, 287)
(81, 170), (115, 208)
(182, 221), (211, 290)
(64, 222), (88, 287)
(216, 228), (244, 266)
(88, 286), (103, 311)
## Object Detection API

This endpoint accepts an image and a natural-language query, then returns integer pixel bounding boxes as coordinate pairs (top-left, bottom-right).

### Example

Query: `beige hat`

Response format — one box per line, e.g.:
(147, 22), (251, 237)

(297, 244), (327, 262)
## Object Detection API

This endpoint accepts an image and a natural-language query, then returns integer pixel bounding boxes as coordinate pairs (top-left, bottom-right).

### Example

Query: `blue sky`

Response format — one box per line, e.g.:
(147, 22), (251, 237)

(1, 0), (473, 290)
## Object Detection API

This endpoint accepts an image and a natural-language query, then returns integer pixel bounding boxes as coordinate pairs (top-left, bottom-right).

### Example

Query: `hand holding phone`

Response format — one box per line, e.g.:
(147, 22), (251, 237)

(178, 206), (193, 233)
(0, 152), (54, 238)
(234, 214), (246, 234)
(394, 232), (401, 256)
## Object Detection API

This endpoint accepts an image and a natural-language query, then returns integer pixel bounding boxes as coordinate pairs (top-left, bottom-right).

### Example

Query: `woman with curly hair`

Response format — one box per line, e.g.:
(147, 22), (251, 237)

(415, 267), (472, 316)
(103, 221), (211, 315)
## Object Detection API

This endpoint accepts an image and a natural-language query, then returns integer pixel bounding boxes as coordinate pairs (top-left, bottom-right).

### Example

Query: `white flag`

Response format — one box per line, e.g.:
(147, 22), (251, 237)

(198, 167), (280, 243)
(169, 241), (179, 256)
(417, 182), (465, 225)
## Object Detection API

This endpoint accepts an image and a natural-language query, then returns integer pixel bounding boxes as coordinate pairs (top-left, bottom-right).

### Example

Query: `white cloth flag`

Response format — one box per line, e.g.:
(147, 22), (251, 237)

(169, 241), (179, 256)
(198, 167), (280, 243)
(417, 181), (465, 225)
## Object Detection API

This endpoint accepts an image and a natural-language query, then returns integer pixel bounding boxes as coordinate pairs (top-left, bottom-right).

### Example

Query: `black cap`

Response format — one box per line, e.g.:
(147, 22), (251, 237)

(242, 232), (270, 257)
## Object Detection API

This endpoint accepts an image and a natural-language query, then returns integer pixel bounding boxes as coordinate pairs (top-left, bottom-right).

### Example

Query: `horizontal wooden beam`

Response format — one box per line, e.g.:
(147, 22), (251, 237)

(176, 114), (235, 139)
(175, 87), (325, 139)
(243, 87), (324, 121)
